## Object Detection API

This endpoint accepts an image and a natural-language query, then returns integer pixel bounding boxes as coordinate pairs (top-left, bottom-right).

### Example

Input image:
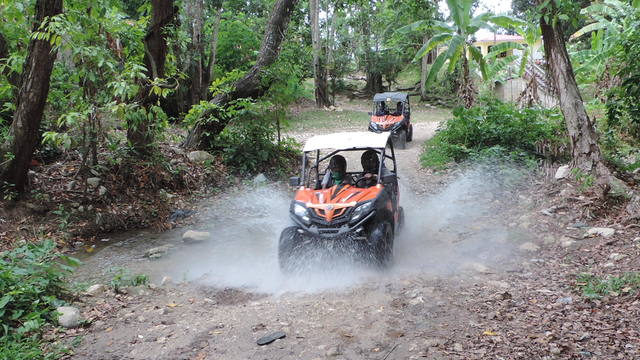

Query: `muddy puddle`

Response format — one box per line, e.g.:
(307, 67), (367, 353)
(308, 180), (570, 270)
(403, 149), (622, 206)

(72, 165), (531, 294)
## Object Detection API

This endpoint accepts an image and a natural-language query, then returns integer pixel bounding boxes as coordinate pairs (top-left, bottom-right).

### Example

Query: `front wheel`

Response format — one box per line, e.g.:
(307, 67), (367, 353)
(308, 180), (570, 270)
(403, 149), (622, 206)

(407, 124), (413, 142)
(394, 129), (407, 150)
(278, 226), (302, 273)
(367, 221), (394, 269)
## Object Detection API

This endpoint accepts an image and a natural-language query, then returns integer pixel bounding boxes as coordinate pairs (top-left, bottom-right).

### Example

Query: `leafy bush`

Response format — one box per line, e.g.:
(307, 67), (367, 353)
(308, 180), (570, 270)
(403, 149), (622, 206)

(605, 10), (640, 142)
(218, 110), (300, 175)
(108, 268), (149, 293)
(421, 99), (567, 168)
(0, 240), (79, 358)
(577, 272), (640, 298)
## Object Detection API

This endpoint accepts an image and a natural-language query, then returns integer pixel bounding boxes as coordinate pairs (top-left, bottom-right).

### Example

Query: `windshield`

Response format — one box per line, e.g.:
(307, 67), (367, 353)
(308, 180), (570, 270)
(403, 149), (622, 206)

(300, 146), (396, 189)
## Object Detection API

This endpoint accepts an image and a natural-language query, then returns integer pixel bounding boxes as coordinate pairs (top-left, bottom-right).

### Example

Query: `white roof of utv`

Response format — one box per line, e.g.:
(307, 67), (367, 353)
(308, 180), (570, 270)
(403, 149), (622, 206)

(303, 132), (390, 152)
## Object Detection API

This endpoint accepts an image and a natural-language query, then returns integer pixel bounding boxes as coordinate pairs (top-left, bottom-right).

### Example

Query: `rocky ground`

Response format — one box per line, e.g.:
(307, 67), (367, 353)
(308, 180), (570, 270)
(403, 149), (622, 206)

(47, 103), (639, 359)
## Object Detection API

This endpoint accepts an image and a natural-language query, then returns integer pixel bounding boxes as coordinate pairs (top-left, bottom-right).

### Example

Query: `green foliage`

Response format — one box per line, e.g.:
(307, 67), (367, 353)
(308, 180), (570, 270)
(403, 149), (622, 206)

(51, 205), (71, 231)
(216, 18), (261, 73)
(108, 268), (149, 292)
(570, 168), (595, 192)
(217, 103), (300, 175)
(577, 272), (640, 298)
(606, 10), (640, 141)
(421, 99), (566, 168)
(0, 240), (79, 358)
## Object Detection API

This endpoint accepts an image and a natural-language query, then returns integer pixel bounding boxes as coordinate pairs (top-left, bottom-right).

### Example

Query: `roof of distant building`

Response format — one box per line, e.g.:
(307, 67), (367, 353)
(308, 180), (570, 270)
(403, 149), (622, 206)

(474, 34), (524, 43)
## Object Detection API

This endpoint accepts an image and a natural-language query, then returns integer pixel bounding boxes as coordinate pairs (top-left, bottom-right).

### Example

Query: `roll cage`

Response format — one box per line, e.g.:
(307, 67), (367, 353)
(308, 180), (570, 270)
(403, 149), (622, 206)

(300, 147), (397, 189)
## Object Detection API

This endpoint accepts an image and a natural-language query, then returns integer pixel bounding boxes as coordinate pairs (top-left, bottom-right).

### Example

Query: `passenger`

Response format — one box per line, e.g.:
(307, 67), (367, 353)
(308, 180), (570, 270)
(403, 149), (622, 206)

(359, 149), (380, 188)
(392, 102), (403, 116)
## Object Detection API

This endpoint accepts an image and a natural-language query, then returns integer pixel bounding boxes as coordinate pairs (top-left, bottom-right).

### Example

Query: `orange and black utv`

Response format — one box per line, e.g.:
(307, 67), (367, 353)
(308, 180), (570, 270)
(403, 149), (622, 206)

(280, 132), (404, 272)
(368, 92), (413, 149)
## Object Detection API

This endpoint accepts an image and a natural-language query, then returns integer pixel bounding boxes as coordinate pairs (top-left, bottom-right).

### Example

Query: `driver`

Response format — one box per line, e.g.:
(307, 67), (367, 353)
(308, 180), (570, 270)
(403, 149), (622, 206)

(359, 149), (380, 188)
(375, 102), (388, 116)
(321, 155), (351, 188)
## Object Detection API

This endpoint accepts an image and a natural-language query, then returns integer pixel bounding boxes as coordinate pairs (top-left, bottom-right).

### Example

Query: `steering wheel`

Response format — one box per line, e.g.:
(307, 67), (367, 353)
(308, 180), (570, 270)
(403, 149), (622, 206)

(354, 174), (376, 187)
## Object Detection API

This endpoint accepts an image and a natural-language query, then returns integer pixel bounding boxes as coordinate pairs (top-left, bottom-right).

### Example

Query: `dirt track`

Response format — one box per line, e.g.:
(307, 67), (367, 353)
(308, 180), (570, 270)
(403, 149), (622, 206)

(68, 105), (575, 359)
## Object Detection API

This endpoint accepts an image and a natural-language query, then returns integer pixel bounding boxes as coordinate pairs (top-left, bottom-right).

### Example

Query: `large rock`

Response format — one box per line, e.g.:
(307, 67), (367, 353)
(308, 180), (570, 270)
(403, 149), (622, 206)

(57, 306), (82, 328)
(586, 227), (615, 238)
(145, 244), (174, 259)
(554, 165), (571, 180)
(182, 230), (211, 244)
(519, 242), (540, 252)
(187, 151), (214, 164)
(86, 177), (101, 188)
(85, 284), (107, 296)
(253, 173), (268, 184)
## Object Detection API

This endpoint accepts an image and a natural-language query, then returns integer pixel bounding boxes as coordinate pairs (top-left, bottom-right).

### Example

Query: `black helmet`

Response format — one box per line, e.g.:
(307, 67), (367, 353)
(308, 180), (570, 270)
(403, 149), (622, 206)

(361, 150), (379, 174)
(329, 155), (347, 174)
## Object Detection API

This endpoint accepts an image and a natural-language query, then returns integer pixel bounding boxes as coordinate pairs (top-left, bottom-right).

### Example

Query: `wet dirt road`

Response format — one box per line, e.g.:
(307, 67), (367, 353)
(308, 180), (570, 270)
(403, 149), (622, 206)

(70, 107), (538, 359)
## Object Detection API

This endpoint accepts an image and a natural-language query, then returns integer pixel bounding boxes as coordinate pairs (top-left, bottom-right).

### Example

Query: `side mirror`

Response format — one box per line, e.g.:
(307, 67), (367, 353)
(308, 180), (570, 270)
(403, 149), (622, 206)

(289, 176), (301, 187)
(367, 111), (372, 116)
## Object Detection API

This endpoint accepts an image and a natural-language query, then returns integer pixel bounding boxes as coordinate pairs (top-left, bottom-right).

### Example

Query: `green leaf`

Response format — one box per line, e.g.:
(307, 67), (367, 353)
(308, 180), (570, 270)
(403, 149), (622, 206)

(397, 20), (427, 34)
(413, 33), (452, 62)
(485, 42), (523, 59)
(468, 46), (487, 80)
(0, 295), (11, 309)
(490, 15), (526, 29)
(572, 22), (607, 39)
(438, 34), (464, 74)
(425, 52), (448, 85)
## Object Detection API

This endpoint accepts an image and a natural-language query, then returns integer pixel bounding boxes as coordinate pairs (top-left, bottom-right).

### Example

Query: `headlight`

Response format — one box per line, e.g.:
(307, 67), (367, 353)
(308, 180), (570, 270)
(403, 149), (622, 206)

(350, 201), (374, 224)
(293, 203), (310, 224)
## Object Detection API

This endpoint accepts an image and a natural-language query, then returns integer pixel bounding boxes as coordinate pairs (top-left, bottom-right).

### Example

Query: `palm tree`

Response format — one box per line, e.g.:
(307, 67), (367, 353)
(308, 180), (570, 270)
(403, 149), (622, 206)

(405, 0), (516, 107)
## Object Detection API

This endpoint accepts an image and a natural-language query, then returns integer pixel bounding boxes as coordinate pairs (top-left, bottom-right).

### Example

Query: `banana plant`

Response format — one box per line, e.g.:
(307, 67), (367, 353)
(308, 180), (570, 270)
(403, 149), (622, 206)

(570, 0), (640, 86)
(399, 0), (522, 108)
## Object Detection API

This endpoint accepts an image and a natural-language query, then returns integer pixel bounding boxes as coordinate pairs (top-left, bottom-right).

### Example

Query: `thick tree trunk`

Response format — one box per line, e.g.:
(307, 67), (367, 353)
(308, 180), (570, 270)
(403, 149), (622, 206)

(310, 0), (329, 107)
(203, 6), (222, 100)
(420, 35), (428, 100)
(182, 0), (299, 150)
(365, 72), (383, 94)
(0, 0), (63, 194)
(127, 0), (177, 156)
(540, 16), (610, 180)
(459, 54), (475, 108)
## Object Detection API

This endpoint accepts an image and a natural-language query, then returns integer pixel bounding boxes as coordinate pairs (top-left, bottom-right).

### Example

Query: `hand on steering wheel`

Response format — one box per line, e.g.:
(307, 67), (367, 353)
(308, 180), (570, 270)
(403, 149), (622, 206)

(354, 173), (376, 187)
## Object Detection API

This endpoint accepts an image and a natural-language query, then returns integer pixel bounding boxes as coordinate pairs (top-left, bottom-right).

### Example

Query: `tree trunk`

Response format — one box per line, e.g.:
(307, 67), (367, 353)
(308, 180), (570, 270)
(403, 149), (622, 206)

(203, 6), (222, 100)
(326, 2), (336, 104)
(189, 0), (204, 105)
(127, 0), (177, 156)
(0, 0), (63, 194)
(310, 0), (330, 107)
(540, 16), (610, 180)
(420, 35), (428, 100)
(182, 0), (299, 150)
(366, 72), (383, 94)
(459, 54), (475, 108)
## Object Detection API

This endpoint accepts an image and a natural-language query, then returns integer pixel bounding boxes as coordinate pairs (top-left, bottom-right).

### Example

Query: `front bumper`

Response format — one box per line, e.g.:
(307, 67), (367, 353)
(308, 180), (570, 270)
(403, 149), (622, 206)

(290, 210), (376, 238)
(368, 123), (404, 136)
